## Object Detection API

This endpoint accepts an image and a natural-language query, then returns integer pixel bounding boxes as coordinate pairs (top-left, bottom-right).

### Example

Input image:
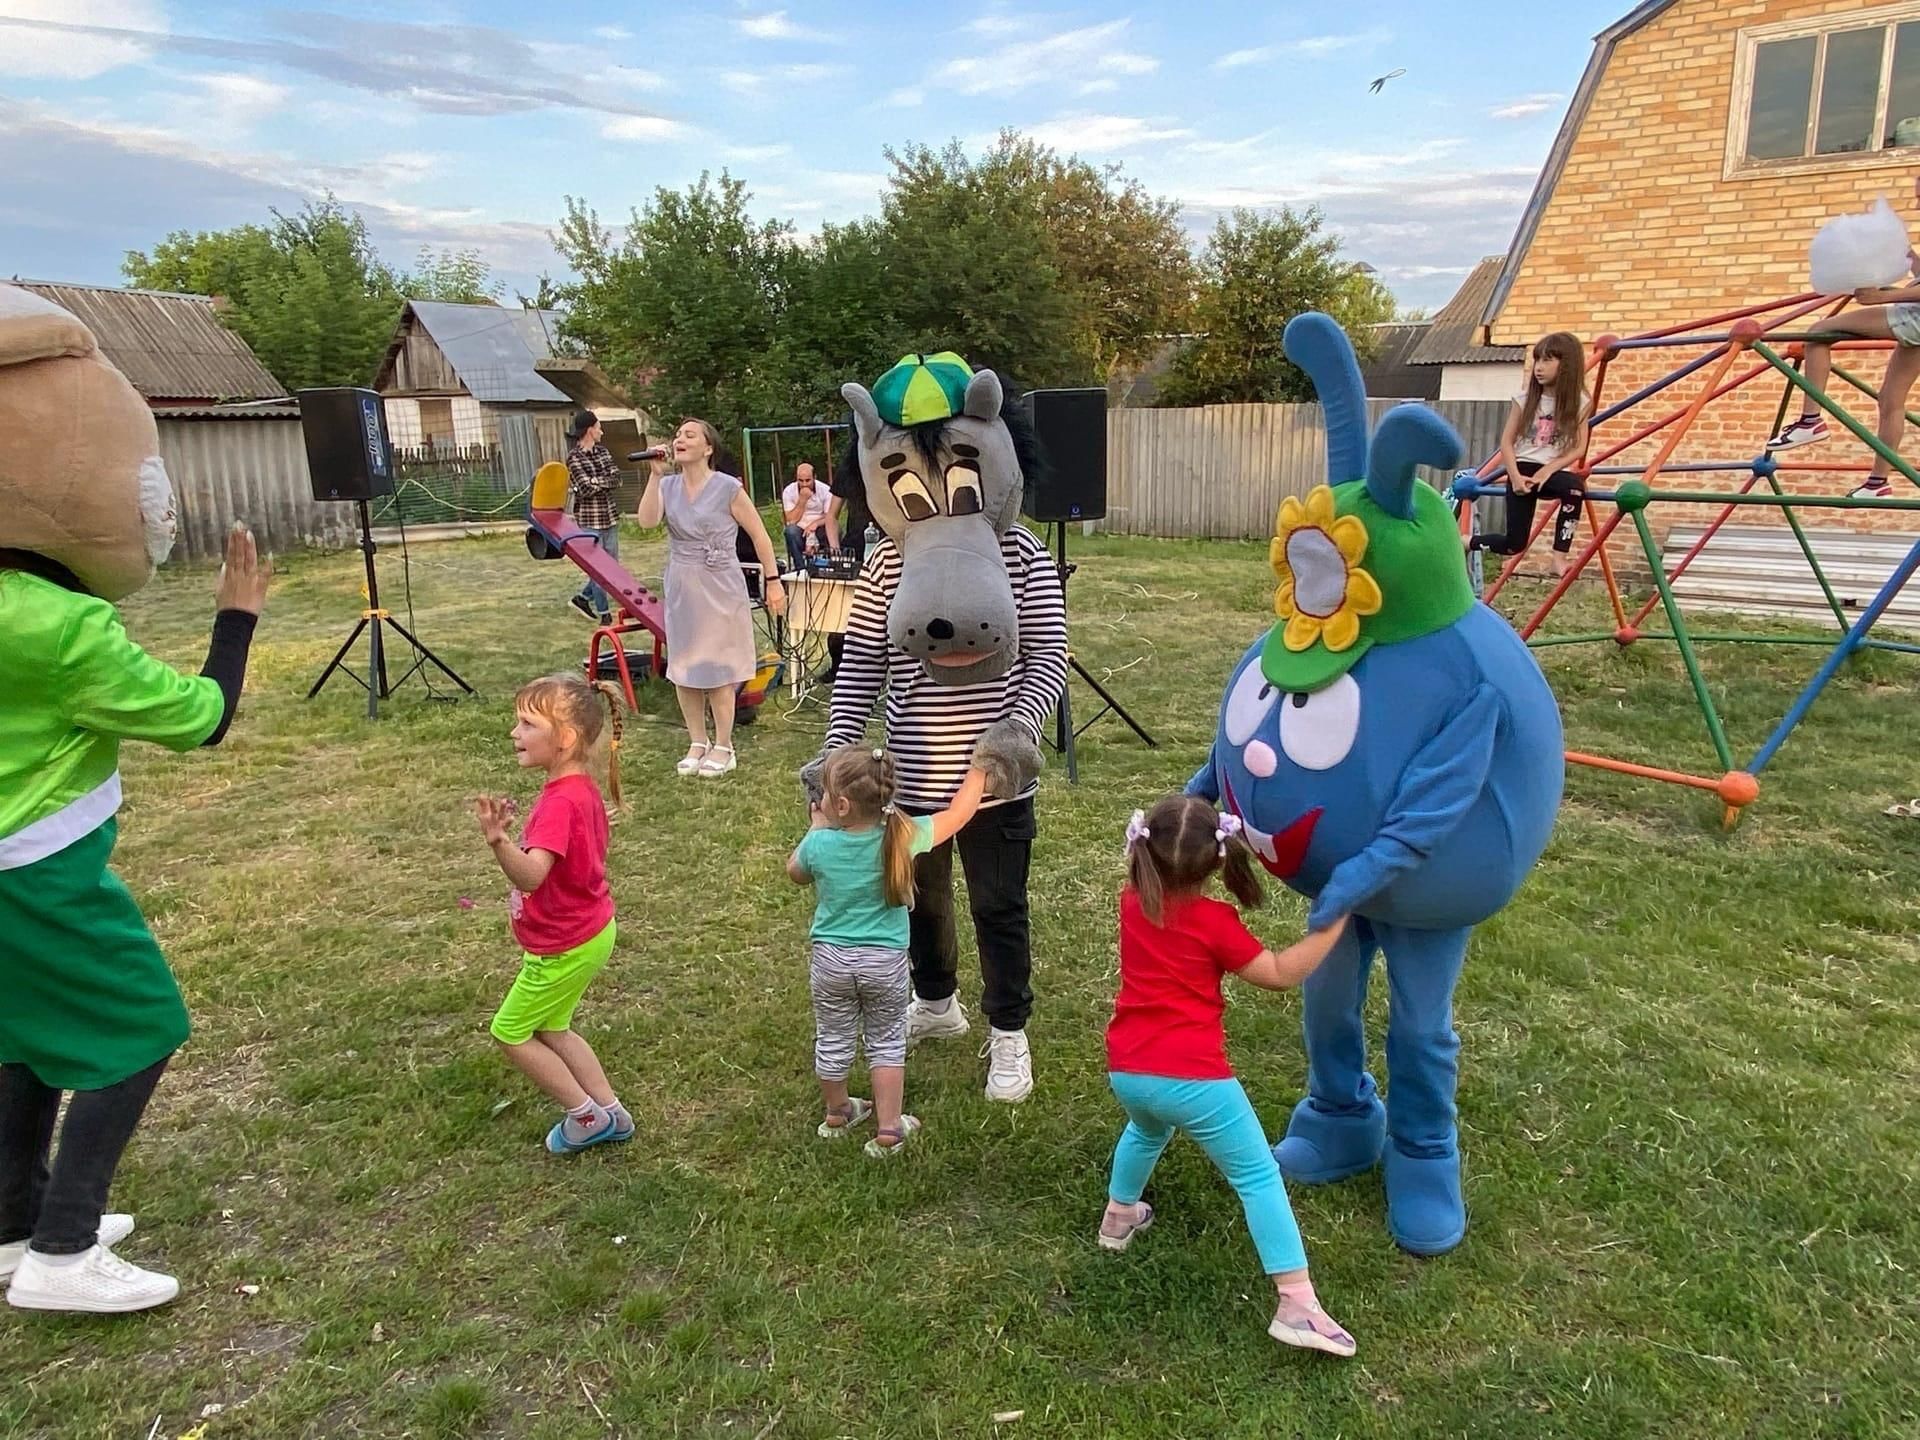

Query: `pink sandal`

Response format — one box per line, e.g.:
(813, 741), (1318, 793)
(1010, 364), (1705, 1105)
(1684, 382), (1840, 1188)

(1097, 1202), (1154, 1252)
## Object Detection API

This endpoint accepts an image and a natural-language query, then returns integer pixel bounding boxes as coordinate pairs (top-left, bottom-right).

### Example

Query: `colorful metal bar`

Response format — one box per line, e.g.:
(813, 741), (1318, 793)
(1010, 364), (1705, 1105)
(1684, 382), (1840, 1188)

(1752, 340), (1920, 490)
(1628, 506), (1735, 772)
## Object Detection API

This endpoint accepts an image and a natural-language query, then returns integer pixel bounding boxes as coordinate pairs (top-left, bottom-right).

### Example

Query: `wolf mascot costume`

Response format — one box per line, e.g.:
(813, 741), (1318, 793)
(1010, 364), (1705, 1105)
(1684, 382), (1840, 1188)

(811, 353), (1064, 1104)
(1190, 315), (1563, 1255)
(0, 284), (263, 1313)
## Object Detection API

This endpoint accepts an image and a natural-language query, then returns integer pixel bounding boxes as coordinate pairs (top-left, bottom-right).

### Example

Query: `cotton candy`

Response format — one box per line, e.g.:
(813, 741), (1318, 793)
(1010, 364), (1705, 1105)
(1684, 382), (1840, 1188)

(1810, 198), (1912, 294)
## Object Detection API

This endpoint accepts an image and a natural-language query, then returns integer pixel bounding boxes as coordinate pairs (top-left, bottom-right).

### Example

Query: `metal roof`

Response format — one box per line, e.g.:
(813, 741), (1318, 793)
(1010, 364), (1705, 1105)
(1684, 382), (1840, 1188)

(13, 281), (286, 403)
(1361, 321), (1442, 399)
(396, 301), (572, 404)
(1409, 259), (1529, 366)
(152, 402), (301, 420)
(1482, 0), (1685, 330)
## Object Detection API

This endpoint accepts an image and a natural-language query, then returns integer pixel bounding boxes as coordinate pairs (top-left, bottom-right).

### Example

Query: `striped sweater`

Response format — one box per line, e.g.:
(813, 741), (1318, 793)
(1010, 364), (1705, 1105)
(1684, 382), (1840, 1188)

(823, 527), (1068, 812)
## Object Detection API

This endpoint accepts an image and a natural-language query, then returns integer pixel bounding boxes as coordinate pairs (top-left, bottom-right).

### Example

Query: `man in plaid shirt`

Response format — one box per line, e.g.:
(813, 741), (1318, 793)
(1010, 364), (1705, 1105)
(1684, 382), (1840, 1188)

(564, 410), (622, 622)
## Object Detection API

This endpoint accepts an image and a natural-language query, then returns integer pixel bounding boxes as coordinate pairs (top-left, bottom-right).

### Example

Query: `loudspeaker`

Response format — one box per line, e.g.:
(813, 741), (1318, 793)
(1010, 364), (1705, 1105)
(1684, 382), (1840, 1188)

(1022, 387), (1107, 522)
(298, 387), (396, 502)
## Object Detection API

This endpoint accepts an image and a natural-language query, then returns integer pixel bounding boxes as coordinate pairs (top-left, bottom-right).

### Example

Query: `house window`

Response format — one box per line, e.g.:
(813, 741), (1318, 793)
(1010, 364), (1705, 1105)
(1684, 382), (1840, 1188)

(1729, 4), (1920, 176)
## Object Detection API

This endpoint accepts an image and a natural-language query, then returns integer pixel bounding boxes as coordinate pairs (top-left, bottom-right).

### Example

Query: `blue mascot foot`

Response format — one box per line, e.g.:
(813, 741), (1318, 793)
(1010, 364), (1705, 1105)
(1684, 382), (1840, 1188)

(1383, 1146), (1466, 1256)
(1272, 1097), (1386, 1185)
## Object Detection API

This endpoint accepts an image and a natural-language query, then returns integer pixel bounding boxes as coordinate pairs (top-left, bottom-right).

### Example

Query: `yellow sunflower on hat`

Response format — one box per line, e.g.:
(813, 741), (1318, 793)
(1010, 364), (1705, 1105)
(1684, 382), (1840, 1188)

(1270, 485), (1382, 654)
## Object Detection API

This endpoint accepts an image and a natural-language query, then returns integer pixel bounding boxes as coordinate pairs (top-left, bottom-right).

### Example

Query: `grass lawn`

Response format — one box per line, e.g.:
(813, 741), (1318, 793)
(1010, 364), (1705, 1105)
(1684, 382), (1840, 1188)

(5, 527), (1919, 1440)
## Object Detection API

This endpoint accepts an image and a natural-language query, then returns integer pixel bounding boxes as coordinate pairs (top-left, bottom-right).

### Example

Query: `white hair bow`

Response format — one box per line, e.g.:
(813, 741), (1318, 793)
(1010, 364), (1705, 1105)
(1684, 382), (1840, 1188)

(1124, 809), (1150, 857)
(1215, 812), (1244, 856)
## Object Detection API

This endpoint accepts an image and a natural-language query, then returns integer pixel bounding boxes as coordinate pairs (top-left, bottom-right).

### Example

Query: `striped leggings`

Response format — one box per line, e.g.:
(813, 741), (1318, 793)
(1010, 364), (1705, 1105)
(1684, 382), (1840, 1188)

(809, 942), (912, 1080)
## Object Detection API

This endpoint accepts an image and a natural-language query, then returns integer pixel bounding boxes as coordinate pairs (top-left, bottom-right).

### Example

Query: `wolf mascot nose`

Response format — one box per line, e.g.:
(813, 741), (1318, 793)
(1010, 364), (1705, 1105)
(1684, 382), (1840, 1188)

(1189, 312), (1565, 1256)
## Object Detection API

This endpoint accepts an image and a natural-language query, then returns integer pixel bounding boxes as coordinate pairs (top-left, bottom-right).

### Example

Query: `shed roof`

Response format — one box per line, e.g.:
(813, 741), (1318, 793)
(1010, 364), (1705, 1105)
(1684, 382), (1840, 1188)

(387, 300), (573, 404)
(14, 280), (285, 403)
(1410, 258), (1529, 366)
(1482, 0), (1685, 329)
(1361, 321), (1442, 399)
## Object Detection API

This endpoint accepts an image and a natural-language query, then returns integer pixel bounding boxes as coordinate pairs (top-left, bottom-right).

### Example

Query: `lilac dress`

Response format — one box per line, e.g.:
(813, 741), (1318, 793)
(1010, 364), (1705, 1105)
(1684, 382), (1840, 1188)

(661, 471), (754, 688)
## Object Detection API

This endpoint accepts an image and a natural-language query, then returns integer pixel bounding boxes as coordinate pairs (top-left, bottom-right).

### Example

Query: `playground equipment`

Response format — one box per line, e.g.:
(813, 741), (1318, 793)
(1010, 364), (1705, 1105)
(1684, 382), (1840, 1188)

(1448, 292), (1920, 826)
(524, 462), (779, 717)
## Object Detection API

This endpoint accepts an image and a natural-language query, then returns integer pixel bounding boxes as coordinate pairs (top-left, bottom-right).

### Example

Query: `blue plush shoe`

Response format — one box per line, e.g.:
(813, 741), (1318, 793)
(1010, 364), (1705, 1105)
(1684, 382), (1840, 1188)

(1273, 1096), (1386, 1184)
(1383, 1146), (1466, 1255)
(544, 1116), (621, 1155)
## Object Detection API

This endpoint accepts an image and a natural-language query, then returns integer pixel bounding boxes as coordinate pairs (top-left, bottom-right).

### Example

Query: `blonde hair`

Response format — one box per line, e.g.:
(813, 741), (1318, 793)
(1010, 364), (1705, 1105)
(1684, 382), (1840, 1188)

(513, 672), (625, 807)
(820, 744), (919, 909)
(1127, 793), (1262, 924)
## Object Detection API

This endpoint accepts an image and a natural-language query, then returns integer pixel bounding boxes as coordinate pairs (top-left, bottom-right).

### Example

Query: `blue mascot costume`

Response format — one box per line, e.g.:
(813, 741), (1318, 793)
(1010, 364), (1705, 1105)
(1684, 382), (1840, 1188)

(1189, 313), (1564, 1255)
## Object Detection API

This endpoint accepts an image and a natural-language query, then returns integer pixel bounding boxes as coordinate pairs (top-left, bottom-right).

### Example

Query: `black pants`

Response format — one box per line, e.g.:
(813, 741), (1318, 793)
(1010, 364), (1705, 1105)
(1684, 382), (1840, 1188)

(1475, 461), (1584, 555)
(907, 796), (1036, 1031)
(0, 1058), (167, 1255)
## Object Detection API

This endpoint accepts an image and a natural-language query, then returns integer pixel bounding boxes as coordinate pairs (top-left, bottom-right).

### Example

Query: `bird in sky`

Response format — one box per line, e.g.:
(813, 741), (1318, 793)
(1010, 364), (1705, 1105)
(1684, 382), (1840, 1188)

(1369, 68), (1407, 93)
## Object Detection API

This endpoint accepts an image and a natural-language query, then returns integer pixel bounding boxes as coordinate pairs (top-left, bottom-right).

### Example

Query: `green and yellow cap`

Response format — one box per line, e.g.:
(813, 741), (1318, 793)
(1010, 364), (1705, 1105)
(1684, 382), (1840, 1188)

(870, 352), (975, 427)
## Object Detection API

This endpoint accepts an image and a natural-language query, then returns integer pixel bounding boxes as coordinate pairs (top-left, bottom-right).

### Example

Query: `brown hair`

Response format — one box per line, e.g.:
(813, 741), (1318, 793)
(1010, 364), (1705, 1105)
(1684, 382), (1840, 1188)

(1127, 794), (1262, 924)
(677, 417), (725, 469)
(513, 672), (626, 807)
(819, 744), (919, 909)
(1517, 331), (1587, 454)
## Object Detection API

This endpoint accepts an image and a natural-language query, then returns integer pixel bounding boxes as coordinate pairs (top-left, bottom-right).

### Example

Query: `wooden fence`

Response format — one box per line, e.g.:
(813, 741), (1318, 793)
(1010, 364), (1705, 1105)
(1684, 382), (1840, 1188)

(1101, 399), (1510, 539)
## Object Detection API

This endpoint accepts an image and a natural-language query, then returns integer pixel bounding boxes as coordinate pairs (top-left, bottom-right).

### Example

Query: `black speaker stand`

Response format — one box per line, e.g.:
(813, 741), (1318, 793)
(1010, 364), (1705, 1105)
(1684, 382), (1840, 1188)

(1048, 521), (1156, 783)
(307, 500), (474, 718)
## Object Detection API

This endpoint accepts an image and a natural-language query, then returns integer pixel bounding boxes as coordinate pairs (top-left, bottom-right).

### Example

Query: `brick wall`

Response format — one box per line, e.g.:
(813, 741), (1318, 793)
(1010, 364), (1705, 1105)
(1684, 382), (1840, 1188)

(1494, 0), (1918, 549)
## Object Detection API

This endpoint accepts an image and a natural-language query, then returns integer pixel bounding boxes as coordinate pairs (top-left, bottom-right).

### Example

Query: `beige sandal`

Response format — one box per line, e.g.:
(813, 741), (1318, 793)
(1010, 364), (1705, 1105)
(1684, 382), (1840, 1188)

(698, 745), (737, 777)
(676, 743), (710, 776)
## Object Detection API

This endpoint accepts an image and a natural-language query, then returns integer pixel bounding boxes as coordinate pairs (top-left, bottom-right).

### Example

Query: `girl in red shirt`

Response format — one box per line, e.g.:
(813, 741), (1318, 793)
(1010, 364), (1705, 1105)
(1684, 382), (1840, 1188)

(1101, 793), (1355, 1356)
(473, 674), (629, 1155)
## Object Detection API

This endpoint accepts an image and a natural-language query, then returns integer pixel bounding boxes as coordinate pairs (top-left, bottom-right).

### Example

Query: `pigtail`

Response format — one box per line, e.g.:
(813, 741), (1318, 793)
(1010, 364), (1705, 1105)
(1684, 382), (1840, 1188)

(592, 680), (625, 809)
(1127, 811), (1169, 925)
(1218, 831), (1265, 911)
(872, 748), (917, 909)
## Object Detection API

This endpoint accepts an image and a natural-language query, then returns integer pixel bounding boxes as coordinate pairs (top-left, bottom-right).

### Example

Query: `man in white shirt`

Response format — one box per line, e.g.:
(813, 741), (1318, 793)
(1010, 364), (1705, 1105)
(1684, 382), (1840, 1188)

(781, 463), (839, 569)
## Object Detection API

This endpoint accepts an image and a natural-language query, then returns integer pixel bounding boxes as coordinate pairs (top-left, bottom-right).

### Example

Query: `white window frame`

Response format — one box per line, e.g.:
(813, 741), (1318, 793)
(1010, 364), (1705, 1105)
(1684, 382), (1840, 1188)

(1724, 1), (1920, 180)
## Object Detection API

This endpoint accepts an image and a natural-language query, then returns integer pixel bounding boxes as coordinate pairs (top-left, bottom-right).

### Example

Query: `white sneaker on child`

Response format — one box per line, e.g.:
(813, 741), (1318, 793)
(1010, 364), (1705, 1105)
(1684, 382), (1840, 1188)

(0, 1214), (134, 1284)
(904, 995), (970, 1049)
(982, 1027), (1033, 1104)
(6, 1243), (178, 1314)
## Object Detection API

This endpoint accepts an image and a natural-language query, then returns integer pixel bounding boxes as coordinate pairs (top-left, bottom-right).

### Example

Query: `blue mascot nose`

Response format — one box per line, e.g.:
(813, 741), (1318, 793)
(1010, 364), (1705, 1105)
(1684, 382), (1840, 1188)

(925, 617), (955, 640)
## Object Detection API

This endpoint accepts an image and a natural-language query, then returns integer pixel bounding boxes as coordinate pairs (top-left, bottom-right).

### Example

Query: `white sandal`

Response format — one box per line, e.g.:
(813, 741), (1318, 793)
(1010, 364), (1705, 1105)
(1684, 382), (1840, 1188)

(676, 743), (710, 776)
(697, 745), (737, 777)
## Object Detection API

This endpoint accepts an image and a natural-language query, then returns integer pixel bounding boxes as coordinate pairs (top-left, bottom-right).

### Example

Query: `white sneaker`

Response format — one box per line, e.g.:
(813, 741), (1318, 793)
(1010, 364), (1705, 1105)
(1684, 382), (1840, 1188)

(983, 1027), (1033, 1104)
(0, 1214), (134, 1284)
(6, 1243), (178, 1314)
(904, 995), (970, 1050)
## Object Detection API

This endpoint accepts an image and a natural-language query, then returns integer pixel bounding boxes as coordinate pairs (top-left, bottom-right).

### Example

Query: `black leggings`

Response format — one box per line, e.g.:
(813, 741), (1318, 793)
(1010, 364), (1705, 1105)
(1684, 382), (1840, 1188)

(1474, 461), (1585, 556)
(0, 1057), (168, 1255)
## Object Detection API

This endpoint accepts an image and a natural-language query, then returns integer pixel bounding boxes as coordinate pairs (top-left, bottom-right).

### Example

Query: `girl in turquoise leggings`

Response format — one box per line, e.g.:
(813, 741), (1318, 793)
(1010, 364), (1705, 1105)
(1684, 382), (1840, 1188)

(1101, 793), (1355, 1356)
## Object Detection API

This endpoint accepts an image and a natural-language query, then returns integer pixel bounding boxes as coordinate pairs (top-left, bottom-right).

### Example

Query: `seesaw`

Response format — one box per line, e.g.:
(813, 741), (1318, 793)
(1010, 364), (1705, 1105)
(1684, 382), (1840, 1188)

(524, 462), (778, 717)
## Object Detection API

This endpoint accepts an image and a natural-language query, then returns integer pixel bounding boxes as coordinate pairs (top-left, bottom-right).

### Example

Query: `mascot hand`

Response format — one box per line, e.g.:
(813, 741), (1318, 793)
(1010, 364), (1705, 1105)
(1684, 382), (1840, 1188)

(799, 755), (827, 808)
(972, 720), (1043, 798)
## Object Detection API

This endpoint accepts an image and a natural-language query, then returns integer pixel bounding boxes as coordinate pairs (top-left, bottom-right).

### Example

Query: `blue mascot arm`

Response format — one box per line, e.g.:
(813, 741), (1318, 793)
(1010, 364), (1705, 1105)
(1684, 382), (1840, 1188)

(1187, 749), (1221, 802)
(1308, 684), (1503, 929)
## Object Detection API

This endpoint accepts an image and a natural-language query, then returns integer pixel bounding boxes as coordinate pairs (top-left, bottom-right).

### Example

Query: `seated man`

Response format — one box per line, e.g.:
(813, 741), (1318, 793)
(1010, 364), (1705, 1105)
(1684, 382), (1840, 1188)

(782, 462), (838, 568)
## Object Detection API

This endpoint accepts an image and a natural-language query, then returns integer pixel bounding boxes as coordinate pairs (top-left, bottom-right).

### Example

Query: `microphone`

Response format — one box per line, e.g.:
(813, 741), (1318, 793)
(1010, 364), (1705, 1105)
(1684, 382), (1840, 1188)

(628, 446), (667, 462)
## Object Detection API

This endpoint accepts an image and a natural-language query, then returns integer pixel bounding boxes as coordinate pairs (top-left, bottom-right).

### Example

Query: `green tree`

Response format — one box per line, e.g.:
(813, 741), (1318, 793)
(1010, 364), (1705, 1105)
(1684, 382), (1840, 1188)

(124, 197), (409, 390)
(1157, 207), (1396, 407)
(554, 173), (800, 447)
(405, 247), (504, 304)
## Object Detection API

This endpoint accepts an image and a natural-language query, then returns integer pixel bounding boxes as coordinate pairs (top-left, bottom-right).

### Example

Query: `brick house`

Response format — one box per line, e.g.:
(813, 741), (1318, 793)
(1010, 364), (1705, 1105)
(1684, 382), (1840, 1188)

(1483, 0), (1920, 554)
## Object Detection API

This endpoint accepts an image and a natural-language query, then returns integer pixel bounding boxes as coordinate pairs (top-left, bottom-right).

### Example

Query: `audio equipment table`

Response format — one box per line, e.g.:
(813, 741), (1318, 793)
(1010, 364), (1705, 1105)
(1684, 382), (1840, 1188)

(778, 571), (855, 699)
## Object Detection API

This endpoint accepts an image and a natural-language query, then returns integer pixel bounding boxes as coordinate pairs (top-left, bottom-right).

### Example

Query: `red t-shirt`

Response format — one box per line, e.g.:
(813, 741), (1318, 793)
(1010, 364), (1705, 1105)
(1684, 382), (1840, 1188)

(1105, 888), (1266, 1080)
(508, 774), (613, 954)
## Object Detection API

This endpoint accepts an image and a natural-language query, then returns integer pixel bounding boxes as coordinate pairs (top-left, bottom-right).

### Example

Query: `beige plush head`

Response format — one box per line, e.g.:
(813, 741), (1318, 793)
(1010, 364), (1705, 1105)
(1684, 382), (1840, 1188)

(0, 284), (175, 599)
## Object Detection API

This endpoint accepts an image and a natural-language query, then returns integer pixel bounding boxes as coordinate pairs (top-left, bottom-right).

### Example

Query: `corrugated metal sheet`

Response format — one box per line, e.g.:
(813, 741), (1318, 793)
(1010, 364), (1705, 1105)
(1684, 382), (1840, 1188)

(1101, 398), (1510, 539)
(1408, 259), (1529, 367)
(155, 414), (357, 562)
(17, 282), (285, 402)
(1363, 322), (1443, 400)
(395, 302), (571, 403)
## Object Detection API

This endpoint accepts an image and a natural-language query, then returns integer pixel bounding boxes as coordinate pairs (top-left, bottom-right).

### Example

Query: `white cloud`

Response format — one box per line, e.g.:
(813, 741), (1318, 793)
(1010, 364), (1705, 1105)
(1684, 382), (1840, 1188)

(1490, 93), (1564, 120)
(1077, 79), (1119, 96)
(723, 62), (843, 95)
(177, 73), (291, 134)
(0, 0), (166, 78)
(934, 20), (1156, 97)
(1021, 115), (1195, 154)
(1213, 28), (1391, 70)
(737, 10), (828, 41)
(601, 116), (691, 142)
(965, 15), (1027, 37)
(592, 25), (632, 41)
(723, 142), (792, 161)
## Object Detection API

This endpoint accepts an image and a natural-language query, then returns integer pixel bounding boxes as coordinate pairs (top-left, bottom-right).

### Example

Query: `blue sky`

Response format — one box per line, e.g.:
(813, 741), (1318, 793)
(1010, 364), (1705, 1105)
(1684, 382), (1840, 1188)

(0, 0), (1626, 312)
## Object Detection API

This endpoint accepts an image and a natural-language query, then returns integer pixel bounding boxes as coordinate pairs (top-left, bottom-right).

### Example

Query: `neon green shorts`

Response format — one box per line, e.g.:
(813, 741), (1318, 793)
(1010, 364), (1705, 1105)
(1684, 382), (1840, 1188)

(489, 920), (617, 1045)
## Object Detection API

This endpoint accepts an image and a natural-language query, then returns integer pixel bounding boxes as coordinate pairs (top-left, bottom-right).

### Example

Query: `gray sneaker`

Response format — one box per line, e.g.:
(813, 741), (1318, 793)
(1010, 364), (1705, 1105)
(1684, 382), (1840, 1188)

(904, 996), (970, 1050)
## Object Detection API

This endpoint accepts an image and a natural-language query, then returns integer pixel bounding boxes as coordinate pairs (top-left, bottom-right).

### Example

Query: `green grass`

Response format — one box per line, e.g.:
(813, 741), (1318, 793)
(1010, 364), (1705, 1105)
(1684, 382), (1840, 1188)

(4, 529), (1918, 1439)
